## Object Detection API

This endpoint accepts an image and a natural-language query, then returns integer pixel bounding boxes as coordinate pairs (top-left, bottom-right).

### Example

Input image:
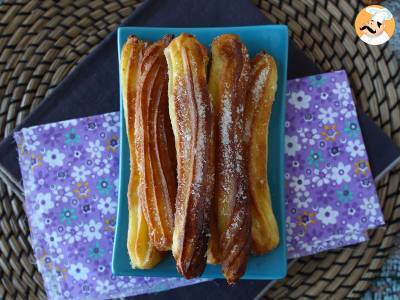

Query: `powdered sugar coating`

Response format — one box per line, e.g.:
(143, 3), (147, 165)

(165, 34), (214, 278)
(209, 34), (252, 283)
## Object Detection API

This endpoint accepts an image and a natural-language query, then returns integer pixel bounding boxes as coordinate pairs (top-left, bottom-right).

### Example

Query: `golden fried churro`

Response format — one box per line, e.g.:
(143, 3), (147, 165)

(245, 52), (279, 255)
(208, 34), (251, 284)
(121, 36), (164, 268)
(135, 35), (177, 251)
(164, 33), (215, 278)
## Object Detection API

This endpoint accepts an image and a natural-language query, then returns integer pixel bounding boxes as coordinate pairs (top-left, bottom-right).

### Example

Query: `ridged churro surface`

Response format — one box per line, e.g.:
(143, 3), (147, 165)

(121, 36), (164, 268)
(245, 52), (280, 255)
(135, 35), (177, 251)
(164, 33), (215, 279)
(208, 34), (251, 284)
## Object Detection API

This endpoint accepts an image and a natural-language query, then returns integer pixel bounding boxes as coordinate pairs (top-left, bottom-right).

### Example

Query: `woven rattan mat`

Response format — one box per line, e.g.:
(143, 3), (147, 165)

(0, 0), (399, 299)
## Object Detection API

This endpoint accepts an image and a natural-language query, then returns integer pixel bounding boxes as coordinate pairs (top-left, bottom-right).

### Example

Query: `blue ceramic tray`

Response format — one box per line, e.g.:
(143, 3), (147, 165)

(113, 25), (288, 280)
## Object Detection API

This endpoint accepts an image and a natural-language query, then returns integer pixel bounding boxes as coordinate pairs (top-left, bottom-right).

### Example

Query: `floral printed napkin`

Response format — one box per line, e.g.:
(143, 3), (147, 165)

(285, 70), (384, 258)
(14, 70), (384, 299)
(14, 114), (202, 300)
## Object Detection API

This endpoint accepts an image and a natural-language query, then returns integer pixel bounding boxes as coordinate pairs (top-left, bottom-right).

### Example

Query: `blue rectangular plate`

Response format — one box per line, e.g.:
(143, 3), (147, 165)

(113, 25), (288, 280)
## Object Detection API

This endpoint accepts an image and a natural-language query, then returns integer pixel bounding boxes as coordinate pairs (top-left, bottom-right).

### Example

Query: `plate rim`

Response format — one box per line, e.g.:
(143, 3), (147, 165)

(113, 24), (288, 280)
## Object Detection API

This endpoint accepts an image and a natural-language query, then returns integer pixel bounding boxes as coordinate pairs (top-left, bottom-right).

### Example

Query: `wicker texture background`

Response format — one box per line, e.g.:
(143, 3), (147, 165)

(0, 0), (398, 299)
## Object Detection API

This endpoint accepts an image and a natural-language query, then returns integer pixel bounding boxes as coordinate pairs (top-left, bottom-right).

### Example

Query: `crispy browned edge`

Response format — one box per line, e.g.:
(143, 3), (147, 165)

(165, 33), (215, 279)
(208, 34), (252, 284)
(134, 35), (177, 251)
(121, 36), (164, 269)
(245, 52), (280, 255)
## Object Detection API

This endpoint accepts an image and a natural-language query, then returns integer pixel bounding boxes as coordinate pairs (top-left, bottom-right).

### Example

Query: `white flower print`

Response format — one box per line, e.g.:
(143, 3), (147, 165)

(299, 241), (313, 252)
(317, 107), (338, 125)
(360, 197), (380, 216)
(344, 223), (363, 242)
(97, 264), (106, 273)
(288, 90), (311, 109)
(331, 162), (351, 184)
(44, 231), (61, 249)
(65, 225), (83, 244)
(43, 149), (65, 167)
(68, 262), (89, 281)
(31, 212), (45, 231)
(24, 174), (37, 194)
(36, 175), (47, 190)
(53, 186), (73, 203)
(348, 207), (357, 216)
(86, 140), (105, 159)
(316, 206), (339, 225)
(285, 135), (301, 157)
(97, 197), (116, 215)
(368, 214), (383, 225)
(71, 165), (91, 182)
(116, 278), (138, 289)
(340, 99), (356, 118)
(36, 193), (54, 213)
(289, 175), (310, 192)
(103, 114), (119, 133)
(333, 81), (351, 100)
(286, 216), (296, 236)
(345, 139), (365, 158)
(23, 129), (40, 151)
(286, 235), (293, 243)
(43, 123), (57, 130)
(312, 168), (331, 187)
(95, 279), (114, 293)
(311, 236), (339, 252)
(82, 219), (102, 241)
(93, 158), (111, 177)
(316, 237), (337, 251)
(293, 190), (312, 208)
(19, 154), (31, 173)
(51, 247), (65, 264)
(320, 91), (329, 100)
(114, 178), (119, 189)
(60, 119), (78, 128)
(128, 276), (140, 284)
(297, 128), (320, 146)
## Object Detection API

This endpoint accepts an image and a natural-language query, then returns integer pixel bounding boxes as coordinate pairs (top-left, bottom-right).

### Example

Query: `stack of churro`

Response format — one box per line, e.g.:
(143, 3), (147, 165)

(120, 33), (279, 283)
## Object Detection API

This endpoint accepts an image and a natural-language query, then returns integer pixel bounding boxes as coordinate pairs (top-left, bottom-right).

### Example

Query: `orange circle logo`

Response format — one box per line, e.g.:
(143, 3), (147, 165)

(355, 5), (395, 46)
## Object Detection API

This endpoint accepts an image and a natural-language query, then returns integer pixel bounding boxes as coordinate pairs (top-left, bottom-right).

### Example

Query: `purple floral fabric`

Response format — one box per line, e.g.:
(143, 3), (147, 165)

(14, 113), (202, 300)
(14, 70), (384, 299)
(285, 70), (384, 258)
